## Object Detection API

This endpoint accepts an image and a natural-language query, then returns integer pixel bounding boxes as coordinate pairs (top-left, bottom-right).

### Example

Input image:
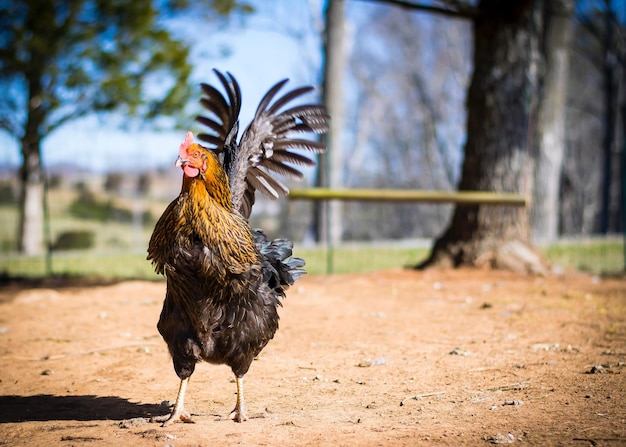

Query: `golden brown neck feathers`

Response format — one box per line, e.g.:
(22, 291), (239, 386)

(182, 150), (233, 211)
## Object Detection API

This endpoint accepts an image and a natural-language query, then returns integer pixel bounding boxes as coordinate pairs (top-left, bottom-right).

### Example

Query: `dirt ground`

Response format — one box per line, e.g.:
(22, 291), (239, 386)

(0, 268), (625, 446)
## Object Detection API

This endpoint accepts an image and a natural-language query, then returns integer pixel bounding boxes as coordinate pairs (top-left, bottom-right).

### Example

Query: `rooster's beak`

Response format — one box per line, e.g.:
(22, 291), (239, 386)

(175, 156), (187, 167)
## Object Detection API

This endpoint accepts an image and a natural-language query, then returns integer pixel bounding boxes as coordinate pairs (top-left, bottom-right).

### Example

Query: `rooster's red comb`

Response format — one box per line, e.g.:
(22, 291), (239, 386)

(179, 131), (194, 158)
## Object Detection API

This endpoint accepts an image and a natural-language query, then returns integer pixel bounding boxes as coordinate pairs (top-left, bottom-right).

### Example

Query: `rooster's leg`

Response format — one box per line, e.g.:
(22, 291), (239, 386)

(228, 375), (248, 422)
(151, 377), (194, 426)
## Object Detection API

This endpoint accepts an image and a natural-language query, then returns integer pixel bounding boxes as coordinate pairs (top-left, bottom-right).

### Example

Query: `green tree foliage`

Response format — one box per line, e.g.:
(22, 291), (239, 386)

(0, 0), (251, 254)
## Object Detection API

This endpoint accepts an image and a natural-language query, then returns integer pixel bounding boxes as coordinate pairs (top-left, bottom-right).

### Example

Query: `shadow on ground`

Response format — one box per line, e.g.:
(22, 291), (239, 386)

(0, 394), (163, 423)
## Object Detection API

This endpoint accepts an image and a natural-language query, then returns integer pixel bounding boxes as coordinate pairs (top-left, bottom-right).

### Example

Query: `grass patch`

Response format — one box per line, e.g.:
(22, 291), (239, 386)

(542, 238), (624, 275)
(295, 246), (430, 275)
(0, 239), (622, 280)
(0, 246), (430, 280)
(0, 207), (18, 252)
(0, 252), (161, 281)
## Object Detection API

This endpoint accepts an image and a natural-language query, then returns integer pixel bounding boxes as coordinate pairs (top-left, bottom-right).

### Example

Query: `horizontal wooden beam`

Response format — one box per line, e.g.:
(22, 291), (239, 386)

(289, 188), (528, 206)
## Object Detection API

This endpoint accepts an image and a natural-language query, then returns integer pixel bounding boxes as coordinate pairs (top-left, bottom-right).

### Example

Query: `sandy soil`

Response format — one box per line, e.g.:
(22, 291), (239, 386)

(0, 269), (624, 446)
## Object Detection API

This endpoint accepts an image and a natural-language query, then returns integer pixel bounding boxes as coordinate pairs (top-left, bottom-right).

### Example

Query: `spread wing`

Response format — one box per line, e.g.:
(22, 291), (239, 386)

(196, 69), (329, 219)
(196, 69), (241, 176)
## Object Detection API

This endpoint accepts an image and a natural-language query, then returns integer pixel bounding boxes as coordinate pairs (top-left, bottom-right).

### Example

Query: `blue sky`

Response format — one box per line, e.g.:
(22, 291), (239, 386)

(0, 0), (327, 172)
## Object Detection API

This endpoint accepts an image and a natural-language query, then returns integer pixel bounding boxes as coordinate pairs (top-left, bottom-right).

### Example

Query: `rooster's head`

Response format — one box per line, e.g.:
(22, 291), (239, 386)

(176, 131), (219, 178)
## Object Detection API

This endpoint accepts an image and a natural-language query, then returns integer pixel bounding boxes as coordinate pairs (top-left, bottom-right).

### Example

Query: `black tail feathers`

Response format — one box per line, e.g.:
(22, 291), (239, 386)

(252, 228), (306, 294)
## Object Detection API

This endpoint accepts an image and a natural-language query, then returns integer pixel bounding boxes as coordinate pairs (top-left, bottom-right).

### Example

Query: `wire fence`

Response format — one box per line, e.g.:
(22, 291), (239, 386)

(0, 184), (623, 279)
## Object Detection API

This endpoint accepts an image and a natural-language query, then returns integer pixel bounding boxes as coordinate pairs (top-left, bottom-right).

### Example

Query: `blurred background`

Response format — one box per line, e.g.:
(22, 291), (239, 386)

(0, 0), (624, 278)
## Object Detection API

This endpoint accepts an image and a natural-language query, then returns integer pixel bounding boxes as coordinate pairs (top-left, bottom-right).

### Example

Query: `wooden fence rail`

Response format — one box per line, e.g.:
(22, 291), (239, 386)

(289, 188), (529, 206)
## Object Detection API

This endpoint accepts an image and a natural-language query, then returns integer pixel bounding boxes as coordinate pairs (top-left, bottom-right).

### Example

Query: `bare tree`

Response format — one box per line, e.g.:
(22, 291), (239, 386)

(317, 0), (347, 244)
(561, 0), (625, 236)
(530, 0), (575, 243)
(361, 0), (549, 271)
(419, 0), (548, 273)
(353, 0), (623, 254)
(346, 5), (471, 238)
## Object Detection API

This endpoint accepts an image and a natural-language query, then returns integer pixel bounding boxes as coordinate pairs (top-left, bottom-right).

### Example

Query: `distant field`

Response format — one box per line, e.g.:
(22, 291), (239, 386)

(1, 197), (623, 279)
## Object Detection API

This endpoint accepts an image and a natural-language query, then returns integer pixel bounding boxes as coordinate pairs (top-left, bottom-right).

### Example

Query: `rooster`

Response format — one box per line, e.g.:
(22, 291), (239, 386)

(147, 69), (328, 425)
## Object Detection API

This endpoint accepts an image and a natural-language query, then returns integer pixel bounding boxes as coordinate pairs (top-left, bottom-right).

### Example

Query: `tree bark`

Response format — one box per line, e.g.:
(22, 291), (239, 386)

(17, 66), (47, 255)
(18, 137), (45, 255)
(419, 0), (548, 273)
(599, 0), (617, 234)
(530, 0), (573, 244)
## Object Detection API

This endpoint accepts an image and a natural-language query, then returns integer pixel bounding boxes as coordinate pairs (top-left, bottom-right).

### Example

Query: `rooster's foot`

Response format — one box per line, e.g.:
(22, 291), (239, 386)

(228, 406), (248, 423)
(151, 406), (194, 427)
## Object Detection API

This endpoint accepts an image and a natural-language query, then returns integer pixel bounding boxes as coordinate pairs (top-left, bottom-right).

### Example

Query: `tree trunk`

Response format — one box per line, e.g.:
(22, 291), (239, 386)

(530, 0), (573, 244)
(18, 137), (45, 255)
(316, 0), (346, 245)
(599, 0), (618, 234)
(419, 0), (548, 274)
(18, 71), (47, 255)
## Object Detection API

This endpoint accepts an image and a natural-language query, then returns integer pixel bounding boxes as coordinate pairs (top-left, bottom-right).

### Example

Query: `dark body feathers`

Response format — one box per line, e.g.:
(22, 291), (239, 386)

(147, 70), (327, 424)
(148, 166), (301, 380)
